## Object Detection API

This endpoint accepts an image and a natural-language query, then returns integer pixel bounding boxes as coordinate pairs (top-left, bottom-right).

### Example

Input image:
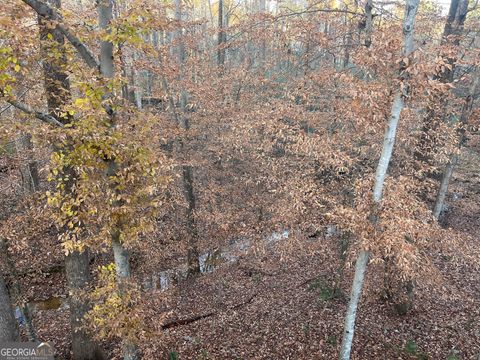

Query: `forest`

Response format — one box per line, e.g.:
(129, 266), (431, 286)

(0, 0), (479, 358)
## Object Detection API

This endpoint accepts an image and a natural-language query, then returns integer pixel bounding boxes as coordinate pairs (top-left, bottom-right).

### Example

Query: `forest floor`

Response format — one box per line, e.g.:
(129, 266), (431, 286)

(4, 140), (480, 360)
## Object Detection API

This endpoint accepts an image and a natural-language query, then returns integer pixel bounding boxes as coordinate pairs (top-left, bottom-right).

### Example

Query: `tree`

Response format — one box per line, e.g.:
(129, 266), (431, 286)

(174, 0), (201, 276)
(339, 0), (420, 358)
(217, 0), (226, 67)
(433, 65), (479, 219)
(415, 0), (470, 175)
(36, 0), (105, 358)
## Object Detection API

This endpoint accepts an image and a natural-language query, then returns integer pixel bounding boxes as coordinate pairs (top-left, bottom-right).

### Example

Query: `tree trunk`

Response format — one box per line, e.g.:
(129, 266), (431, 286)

(339, 250), (369, 360)
(415, 0), (469, 169)
(112, 237), (131, 280)
(39, 1), (103, 357)
(0, 273), (18, 342)
(433, 155), (458, 220)
(98, 1), (138, 358)
(183, 165), (200, 275)
(66, 250), (106, 360)
(38, 0), (71, 118)
(174, 0), (201, 276)
(259, 0), (266, 70)
(13, 73), (40, 194)
(217, 0), (225, 67)
(433, 66), (479, 220)
(339, 1), (419, 358)
(15, 134), (39, 194)
(364, 0), (373, 48)
(0, 238), (37, 342)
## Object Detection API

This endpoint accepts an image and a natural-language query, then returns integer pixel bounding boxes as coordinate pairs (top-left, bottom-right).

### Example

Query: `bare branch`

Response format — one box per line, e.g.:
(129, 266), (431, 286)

(22, 0), (100, 70)
(4, 98), (64, 128)
(0, 89), (29, 116)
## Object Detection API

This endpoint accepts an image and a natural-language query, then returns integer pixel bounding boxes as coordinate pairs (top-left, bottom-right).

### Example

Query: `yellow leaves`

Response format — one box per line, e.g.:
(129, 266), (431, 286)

(0, 47), (20, 91)
(62, 238), (85, 256)
(101, 263), (116, 272)
(74, 97), (88, 108)
(86, 261), (145, 341)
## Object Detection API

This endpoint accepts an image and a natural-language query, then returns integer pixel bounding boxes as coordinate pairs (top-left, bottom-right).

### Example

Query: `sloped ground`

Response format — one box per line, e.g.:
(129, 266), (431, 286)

(5, 142), (479, 360)
(142, 145), (480, 360)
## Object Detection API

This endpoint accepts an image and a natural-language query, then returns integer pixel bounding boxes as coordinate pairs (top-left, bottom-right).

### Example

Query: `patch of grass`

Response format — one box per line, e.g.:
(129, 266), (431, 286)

(447, 353), (460, 360)
(199, 349), (210, 359)
(302, 323), (310, 337)
(326, 334), (337, 347)
(403, 340), (429, 359)
(252, 272), (262, 284)
(308, 278), (335, 301)
(168, 351), (179, 360)
(405, 340), (417, 355)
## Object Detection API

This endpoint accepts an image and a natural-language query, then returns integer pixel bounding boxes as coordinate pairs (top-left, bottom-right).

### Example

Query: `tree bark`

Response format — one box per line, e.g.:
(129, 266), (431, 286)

(432, 154), (458, 219)
(217, 0), (226, 67)
(39, 1), (104, 358)
(0, 273), (18, 342)
(173, 0), (201, 276)
(339, 250), (368, 360)
(364, 0), (373, 48)
(0, 238), (37, 342)
(339, 1), (419, 358)
(13, 72), (40, 195)
(66, 250), (106, 360)
(259, 0), (266, 70)
(15, 134), (39, 194)
(415, 0), (469, 168)
(433, 67), (479, 220)
(97, 1), (138, 358)
(182, 165), (200, 275)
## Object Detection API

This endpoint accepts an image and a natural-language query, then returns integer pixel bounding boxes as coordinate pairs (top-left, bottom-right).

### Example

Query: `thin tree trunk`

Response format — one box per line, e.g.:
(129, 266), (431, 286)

(112, 237), (131, 280)
(13, 75), (39, 194)
(15, 134), (39, 194)
(339, 250), (368, 360)
(433, 67), (479, 219)
(0, 238), (37, 342)
(364, 0), (373, 48)
(174, 0), (201, 276)
(415, 0), (469, 167)
(339, 1), (419, 358)
(183, 165), (200, 275)
(98, 0), (138, 358)
(432, 154), (458, 219)
(342, 1), (357, 69)
(217, 0), (225, 67)
(259, 0), (266, 70)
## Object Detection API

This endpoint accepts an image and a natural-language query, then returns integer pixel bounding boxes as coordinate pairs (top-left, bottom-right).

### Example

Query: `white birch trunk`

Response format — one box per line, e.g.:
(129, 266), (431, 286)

(373, 92), (404, 201)
(339, 1), (420, 359)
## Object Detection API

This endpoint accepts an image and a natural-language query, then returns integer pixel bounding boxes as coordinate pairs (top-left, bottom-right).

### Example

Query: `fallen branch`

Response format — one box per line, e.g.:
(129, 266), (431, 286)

(162, 293), (258, 329)
(161, 311), (216, 330)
